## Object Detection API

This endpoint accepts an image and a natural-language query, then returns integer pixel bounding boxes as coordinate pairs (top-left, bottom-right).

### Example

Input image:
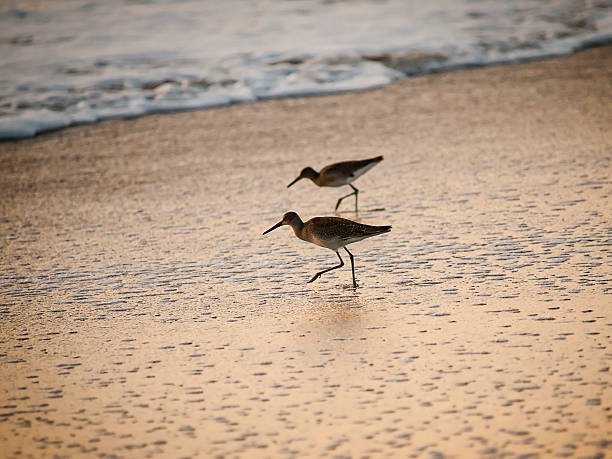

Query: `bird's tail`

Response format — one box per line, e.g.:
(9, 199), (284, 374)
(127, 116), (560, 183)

(362, 224), (391, 236)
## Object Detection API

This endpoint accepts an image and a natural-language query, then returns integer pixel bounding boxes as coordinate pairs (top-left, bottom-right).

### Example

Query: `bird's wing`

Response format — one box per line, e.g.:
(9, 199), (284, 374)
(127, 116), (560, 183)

(323, 218), (388, 241)
(320, 161), (361, 178)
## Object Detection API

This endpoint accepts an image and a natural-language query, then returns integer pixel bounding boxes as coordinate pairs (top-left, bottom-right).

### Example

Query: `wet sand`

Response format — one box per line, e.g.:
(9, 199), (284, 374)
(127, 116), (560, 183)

(1, 46), (611, 458)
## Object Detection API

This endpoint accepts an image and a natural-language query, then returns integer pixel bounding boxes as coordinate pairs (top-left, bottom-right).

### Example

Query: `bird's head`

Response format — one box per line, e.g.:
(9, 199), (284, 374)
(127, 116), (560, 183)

(263, 211), (301, 235)
(287, 167), (318, 188)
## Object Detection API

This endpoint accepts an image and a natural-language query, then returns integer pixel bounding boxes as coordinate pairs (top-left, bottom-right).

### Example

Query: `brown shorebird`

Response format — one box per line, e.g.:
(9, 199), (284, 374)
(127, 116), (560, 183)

(287, 156), (383, 212)
(263, 211), (391, 288)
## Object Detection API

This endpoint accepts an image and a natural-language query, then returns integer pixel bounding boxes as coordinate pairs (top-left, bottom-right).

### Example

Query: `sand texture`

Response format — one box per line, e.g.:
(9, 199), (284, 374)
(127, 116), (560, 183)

(1, 46), (611, 458)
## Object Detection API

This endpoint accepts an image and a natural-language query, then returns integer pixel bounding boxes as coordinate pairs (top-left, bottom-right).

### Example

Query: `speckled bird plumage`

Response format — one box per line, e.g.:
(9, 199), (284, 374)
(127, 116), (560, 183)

(263, 211), (391, 287)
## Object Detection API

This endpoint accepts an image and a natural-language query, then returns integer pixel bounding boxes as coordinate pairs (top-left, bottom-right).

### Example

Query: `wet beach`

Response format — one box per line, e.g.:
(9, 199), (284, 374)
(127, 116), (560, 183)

(1, 46), (611, 457)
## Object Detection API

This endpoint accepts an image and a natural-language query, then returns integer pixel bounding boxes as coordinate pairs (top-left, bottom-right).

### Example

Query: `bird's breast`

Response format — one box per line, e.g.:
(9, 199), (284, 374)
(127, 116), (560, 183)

(301, 226), (343, 250)
(316, 174), (348, 187)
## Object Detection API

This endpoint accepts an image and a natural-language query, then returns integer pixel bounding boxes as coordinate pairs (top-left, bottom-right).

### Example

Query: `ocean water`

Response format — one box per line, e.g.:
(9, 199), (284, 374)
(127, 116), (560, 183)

(1, 0), (611, 140)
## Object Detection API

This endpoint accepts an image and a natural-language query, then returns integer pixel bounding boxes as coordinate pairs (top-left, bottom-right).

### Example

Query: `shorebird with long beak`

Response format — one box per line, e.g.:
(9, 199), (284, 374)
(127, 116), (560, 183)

(263, 211), (391, 288)
(287, 156), (383, 212)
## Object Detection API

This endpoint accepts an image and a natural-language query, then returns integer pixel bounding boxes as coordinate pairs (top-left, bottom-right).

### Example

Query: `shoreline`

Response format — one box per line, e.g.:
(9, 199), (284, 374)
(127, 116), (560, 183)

(1, 46), (611, 458)
(2, 38), (612, 142)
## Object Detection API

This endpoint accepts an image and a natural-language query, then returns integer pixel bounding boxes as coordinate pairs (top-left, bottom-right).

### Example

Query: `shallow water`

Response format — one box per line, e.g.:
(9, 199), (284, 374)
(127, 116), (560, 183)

(1, 0), (612, 138)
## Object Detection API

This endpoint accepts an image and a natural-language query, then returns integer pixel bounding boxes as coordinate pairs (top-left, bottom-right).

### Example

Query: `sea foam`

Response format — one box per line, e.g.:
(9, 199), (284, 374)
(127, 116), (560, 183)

(1, 0), (611, 139)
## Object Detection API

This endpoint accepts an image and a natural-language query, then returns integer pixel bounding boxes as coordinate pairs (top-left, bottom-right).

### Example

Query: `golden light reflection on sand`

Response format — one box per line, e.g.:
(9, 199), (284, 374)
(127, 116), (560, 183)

(1, 47), (610, 458)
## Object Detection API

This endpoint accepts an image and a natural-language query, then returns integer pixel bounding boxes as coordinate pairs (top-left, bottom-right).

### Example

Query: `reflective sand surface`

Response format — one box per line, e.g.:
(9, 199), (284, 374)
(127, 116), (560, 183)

(1, 47), (610, 457)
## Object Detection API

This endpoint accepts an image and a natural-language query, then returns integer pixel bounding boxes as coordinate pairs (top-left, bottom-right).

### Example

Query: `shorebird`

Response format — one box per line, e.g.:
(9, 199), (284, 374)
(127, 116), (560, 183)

(287, 156), (383, 212)
(263, 211), (391, 288)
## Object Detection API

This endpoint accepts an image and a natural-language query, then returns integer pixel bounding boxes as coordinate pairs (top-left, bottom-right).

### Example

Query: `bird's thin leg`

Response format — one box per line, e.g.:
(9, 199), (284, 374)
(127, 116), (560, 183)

(335, 185), (358, 212)
(308, 251), (344, 283)
(344, 246), (358, 288)
(350, 184), (359, 213)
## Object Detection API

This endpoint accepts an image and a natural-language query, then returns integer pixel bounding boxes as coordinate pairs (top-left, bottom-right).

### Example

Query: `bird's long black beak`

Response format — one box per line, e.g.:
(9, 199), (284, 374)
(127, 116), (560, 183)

(287, 176), (302, 188)
(263, 221), (283, 235)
